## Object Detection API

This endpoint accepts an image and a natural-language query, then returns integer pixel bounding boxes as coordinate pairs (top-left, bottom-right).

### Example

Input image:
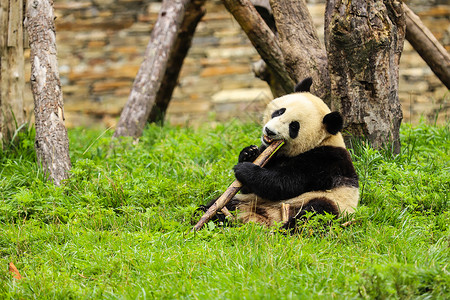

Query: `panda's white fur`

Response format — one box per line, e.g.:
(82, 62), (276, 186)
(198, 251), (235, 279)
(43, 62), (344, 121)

(261, 92), (346, 157)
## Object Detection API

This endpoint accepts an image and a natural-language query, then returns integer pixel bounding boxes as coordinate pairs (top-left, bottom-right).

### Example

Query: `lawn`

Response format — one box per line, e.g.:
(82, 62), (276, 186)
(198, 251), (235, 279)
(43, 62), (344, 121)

(1, 120), (449, 299)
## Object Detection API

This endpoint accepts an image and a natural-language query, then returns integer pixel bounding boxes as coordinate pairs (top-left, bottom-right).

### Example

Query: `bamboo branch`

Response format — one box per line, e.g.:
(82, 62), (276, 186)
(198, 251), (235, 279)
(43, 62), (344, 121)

(281, 203), (290, 223)
(220, 206), (234, 220)
(193, 139), (284, 231)
(341, 218), (356, 228)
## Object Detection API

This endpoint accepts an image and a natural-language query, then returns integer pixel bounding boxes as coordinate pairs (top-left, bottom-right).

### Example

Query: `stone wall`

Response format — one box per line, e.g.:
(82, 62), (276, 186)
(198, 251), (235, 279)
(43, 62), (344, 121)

(23, 0), (449, 128)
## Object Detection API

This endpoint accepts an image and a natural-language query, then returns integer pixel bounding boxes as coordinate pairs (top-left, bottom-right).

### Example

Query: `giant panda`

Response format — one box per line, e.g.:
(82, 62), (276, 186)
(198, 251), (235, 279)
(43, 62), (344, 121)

(202, 78), (359, 230)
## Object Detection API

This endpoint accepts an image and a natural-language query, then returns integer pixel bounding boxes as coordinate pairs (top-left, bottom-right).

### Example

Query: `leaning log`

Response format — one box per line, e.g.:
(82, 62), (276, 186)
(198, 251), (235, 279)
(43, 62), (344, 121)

(404, 3), (450, 89)
(148, 0), (206, 123)
(269, 0), (331, 103)
(114, 0), (192, 138)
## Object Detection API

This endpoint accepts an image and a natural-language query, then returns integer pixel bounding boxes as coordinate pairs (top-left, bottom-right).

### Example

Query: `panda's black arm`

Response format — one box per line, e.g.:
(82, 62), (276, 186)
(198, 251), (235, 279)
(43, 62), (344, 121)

(238, 145), (261, 163)
(233, 162), (312, 201)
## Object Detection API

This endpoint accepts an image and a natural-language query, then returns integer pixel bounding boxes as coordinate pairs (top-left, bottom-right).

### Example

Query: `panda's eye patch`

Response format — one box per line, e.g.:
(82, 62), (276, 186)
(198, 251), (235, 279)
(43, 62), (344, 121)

(289, 121), (300, 139)
(271, 108), (286, 118)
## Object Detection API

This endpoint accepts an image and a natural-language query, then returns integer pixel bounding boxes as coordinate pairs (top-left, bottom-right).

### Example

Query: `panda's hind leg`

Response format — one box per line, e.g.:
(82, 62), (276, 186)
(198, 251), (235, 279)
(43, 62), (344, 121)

(282, 197), (339, 231)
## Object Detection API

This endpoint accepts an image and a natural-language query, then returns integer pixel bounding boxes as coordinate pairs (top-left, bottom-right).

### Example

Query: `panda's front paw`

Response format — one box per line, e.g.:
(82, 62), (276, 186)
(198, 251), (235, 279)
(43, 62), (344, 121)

(233, 162), (260, 184)
(238, 145), (260, 163)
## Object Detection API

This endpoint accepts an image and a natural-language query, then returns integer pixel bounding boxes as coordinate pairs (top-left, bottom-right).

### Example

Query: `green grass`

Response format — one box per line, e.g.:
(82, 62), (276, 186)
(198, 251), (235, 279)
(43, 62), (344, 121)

(0, 120), (449, 299)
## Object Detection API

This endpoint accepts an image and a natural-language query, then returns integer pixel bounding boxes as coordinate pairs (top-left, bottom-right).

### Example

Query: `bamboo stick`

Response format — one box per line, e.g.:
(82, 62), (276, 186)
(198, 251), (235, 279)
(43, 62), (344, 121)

(281, 203), (290, 223)
(341, 218), (356, 228)
(220, 206), (234, 220)
(193, 139), (284, 231)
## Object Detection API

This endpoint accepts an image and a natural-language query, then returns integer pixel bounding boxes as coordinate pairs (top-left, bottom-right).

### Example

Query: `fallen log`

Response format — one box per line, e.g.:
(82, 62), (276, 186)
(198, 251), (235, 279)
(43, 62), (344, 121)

(193, 139), (284, 231)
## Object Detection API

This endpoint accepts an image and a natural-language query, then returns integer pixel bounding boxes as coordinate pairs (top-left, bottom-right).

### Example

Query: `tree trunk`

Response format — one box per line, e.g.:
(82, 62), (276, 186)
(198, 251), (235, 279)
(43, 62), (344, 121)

(114, 0), (192, 138)
(148, 0), (206, 124)
(325, 0), (405, 153)
(404, 3), (450, 89)
(25, 0), (71, 185)
(269, 0), (331, 103)
(250, 0), (285, 98)
(221, 0), (295, 94)
(0, 0), (25, 146)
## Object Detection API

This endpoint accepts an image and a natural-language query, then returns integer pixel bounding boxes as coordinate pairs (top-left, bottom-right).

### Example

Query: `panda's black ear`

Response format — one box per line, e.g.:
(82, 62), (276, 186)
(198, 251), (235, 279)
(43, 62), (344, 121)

(323, 112), (343, 135)
(294, 77), (313, 93)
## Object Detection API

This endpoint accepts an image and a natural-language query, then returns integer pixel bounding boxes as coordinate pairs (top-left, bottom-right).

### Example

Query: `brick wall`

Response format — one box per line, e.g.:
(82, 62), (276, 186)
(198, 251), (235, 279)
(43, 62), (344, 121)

(23, 0), (449, 128)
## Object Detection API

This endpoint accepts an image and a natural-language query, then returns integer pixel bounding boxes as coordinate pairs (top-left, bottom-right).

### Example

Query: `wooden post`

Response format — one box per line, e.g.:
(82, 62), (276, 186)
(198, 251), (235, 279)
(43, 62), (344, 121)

(0, 0), (25, 146)
(25, 0), (72, 185)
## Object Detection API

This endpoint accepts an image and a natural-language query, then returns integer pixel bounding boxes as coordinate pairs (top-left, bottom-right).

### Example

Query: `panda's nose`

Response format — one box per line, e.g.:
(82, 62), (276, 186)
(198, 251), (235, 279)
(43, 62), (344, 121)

(265, 127), (276, 137)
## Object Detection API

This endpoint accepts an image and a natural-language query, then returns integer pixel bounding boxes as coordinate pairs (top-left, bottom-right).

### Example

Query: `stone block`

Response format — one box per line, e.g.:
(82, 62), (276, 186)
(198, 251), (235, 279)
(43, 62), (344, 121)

(93, 81), (131, 93)
(212, 88), (272, 103)
(200, 65), (250, 77)
(166, 100), (211, 114)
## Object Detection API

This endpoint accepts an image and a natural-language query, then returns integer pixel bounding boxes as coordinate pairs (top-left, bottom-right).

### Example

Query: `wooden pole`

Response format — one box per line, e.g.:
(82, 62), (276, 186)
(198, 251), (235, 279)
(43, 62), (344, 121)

(193, 140), (284, 231)
(269, 0), (331, 103)
(0, 0), (25, 145)
(404, 3), (450, 89)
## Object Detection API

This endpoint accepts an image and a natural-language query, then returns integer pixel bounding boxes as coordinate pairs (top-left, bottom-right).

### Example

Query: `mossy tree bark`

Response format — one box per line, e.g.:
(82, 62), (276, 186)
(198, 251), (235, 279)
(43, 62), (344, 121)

(25, 0), (71, 185)
(325, 0), (405, 152)
(114, 0), (206, 138)
(0, 0), (25, 146)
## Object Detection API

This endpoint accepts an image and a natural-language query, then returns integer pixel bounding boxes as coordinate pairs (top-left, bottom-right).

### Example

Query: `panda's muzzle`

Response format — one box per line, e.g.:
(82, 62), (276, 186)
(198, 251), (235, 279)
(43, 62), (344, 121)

(265, 127), (277, 137)
(262, 127), (283, 145)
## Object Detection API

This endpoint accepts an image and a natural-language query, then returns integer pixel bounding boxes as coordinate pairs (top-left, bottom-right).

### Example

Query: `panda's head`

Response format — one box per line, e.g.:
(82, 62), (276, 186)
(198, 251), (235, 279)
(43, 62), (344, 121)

(261, 78), (345, 157)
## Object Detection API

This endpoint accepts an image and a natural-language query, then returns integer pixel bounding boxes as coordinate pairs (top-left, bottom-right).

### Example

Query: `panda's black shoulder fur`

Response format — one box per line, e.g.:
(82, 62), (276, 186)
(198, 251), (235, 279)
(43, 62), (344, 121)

(234, 145), (358, 201)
